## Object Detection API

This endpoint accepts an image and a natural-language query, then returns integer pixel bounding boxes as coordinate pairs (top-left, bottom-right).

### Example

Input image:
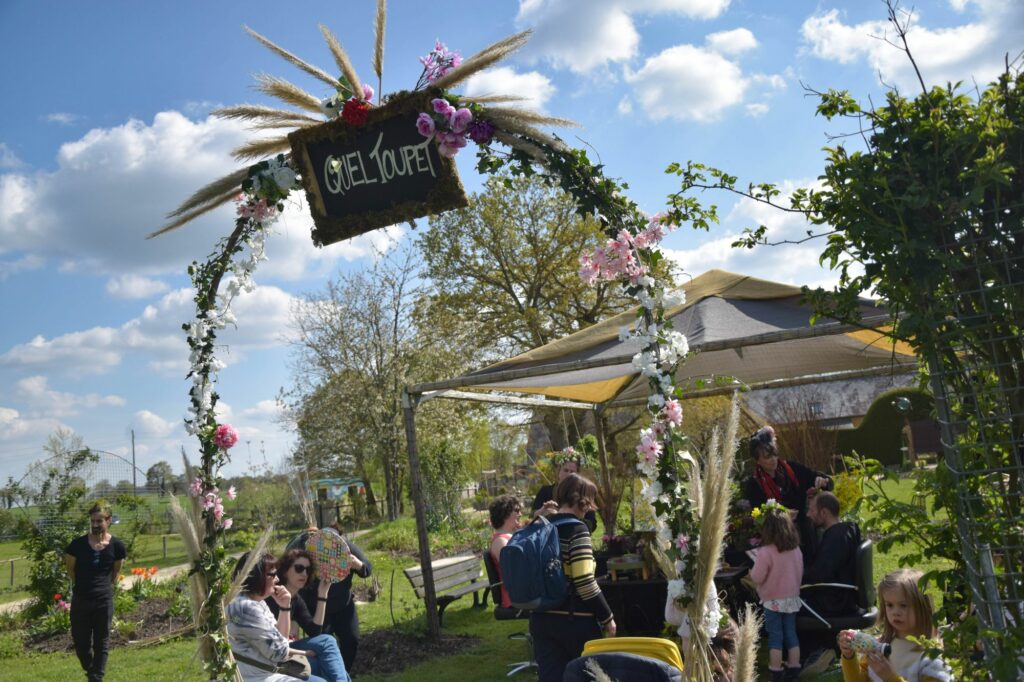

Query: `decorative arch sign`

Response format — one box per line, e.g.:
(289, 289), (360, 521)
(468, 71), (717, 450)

(288, 91), (468, 246)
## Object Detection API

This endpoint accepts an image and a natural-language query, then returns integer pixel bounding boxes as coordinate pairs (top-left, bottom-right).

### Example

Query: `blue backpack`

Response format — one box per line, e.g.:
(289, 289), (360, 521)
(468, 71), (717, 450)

(499, 515), (578, 611)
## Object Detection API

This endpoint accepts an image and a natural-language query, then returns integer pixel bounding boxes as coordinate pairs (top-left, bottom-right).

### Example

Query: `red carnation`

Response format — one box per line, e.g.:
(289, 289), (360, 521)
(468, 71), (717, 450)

(342, 98), (371, 126)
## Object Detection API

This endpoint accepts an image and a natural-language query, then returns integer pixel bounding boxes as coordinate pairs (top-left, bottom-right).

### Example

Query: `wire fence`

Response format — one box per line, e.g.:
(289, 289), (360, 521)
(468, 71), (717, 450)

(927, 220), (1024, 673)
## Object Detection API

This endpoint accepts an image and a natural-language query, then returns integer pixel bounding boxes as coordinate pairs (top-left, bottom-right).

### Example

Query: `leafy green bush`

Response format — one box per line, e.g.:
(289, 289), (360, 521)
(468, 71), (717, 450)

(28, 596), (71, 637)
(835, 387), (933, 467)
(0, 631), (23, 660)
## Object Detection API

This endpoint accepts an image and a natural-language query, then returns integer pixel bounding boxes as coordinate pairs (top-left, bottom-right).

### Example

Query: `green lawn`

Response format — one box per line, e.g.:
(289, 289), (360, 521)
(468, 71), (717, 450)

(0, 475), (956, 679)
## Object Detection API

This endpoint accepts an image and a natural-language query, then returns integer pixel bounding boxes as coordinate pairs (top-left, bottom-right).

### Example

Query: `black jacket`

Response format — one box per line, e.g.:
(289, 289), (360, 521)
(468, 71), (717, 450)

(801, 521), (862, 617)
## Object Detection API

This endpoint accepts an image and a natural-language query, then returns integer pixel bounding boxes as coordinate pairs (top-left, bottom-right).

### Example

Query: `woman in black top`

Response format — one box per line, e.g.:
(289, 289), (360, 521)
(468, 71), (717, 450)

(267, 550), (349, 682)
(299, 528), (372, 673)
(743, 426), (832, 561)
(530, 473), (615, 682)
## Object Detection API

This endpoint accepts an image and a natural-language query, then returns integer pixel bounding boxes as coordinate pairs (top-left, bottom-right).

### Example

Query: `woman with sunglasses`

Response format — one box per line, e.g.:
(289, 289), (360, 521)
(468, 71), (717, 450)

(227, 551), (330, 682)
(743, 426), (832, 561)
(268, 550), (349, 682)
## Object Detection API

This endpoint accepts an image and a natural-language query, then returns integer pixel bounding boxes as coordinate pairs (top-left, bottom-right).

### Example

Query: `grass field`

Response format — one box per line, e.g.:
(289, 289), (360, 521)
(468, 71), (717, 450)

(0, 474), (956, 680)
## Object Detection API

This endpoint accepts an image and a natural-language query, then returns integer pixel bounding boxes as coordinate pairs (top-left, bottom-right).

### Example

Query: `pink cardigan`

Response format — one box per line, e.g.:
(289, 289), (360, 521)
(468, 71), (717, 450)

(749, 544), (803, 602)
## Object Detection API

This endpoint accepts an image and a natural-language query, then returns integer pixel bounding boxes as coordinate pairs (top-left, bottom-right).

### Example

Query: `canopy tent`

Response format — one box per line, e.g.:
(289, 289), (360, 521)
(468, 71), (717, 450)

(413, 269), (919, 408)
(401, 269), (920, 636)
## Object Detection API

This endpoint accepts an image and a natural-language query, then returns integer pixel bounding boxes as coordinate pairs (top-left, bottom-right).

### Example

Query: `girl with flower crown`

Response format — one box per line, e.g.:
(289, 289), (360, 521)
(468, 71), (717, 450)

(743, 425), (832, 561)
(749, 500), (804, 681)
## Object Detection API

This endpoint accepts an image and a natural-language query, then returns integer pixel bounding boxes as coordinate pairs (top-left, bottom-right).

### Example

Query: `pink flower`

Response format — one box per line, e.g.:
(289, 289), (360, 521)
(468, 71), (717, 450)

(202, 493), (216, 511)
(212, 502), (225, 520)
(214, 424), (238, 450)
(226, 485), (237, 500)
(361, 83), (374, 102)
(222, 517), (234, 530)
(579, 255), (600, 285)
(437, 131), (467, 158)
(675, 534), (690, 553)
(449, 107), (473, 134)
(636, 433), (662, 460)
(662, 399), (683, 427)
(650, 421), (667, 439)
(189, 477), (203, 498)
(431, 98), (454, 116)
(416, 112), (435, 138)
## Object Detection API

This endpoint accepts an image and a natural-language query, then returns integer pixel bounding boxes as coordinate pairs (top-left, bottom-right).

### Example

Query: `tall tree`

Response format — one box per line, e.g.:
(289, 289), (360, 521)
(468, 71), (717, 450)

(145, 461), (174, 495)
(418, 174), (645, 359)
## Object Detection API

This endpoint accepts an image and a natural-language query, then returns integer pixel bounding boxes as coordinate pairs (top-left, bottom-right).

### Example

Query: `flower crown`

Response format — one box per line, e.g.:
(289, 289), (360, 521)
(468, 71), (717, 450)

(750, 498), (787, 523)
(551, 446), (583, 468)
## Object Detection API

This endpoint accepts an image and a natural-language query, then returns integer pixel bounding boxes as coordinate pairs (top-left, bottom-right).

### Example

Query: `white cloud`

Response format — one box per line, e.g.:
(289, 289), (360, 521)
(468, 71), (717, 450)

(1, 283), (297, 377)
(517, 0), (730, 73)
(625, 45), (747, 122)
(0, 405), (67, 443)
(745, 103), (769, 118)
(0, 143), (23, 169)
(132, 409), (177, 438)
(0, 111), (394, 281)
(464, 67), (556, 112)
(706, 28), (758, 55)
(241, 399), (283, 419)
(0, 254), (44, 280)
(801, 3), (1024, 92)
(105, 274), (169, 299)
(15, 375), (124, 417)
(46, 112), (80, 126)
(662, 178), (855, 290)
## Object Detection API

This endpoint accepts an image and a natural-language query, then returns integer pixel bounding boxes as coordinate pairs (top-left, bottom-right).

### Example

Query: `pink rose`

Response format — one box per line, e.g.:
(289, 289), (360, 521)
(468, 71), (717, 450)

(222, 517), (234, 530)
(449, 107), (473, 134)
(437, 132), (467, 158)
(214, 424), (238, 450)
(431, 98), (454, 116)
(416, 112), (436, 139)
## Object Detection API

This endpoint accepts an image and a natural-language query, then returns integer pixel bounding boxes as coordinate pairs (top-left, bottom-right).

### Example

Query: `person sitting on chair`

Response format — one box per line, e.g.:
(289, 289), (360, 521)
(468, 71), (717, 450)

(488, 494), (522, 608)
(532, 449), (597, 533)
(798, 491), (863, 677)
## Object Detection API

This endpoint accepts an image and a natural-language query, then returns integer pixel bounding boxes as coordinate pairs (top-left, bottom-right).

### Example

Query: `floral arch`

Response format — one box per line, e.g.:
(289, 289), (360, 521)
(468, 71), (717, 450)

(156, 8), (731, 680)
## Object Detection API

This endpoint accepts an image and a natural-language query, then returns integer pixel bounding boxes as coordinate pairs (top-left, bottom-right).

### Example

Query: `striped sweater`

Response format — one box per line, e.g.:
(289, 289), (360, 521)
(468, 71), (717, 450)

(548, 512), (613, 625)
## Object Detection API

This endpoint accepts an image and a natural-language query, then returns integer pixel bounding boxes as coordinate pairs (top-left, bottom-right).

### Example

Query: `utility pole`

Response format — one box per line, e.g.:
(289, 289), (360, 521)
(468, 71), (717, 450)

(131, 429), (137, 496)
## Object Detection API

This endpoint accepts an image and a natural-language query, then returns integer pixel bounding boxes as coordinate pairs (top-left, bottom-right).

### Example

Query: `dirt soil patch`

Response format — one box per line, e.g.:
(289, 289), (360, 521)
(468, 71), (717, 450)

(26, 597), (192, 654)
(354, 629), (479, 677)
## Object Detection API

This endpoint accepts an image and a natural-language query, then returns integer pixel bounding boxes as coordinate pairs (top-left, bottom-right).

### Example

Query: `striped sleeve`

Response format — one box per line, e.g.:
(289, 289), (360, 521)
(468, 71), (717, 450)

(561, 521), (613, 625)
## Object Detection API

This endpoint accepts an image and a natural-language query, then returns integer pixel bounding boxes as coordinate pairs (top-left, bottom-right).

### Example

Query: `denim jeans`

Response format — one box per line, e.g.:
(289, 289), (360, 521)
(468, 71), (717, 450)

(292, 634), (350, 682)
(762, 608), (799, 653)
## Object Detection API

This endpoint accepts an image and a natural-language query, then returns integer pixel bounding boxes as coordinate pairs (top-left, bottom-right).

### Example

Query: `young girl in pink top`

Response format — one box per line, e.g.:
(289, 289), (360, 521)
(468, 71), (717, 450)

(749, 499), (804, 681)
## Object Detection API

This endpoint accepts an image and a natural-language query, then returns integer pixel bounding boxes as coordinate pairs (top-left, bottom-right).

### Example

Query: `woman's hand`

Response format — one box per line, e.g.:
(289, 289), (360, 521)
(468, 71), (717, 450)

(603, 619), (617, 637)
(814, 476), (829, 490)
(837, 630), (855, 659)
(271, 585), (292, 608)
(866, 652), (894, 679)
(317, 578), (331, 599)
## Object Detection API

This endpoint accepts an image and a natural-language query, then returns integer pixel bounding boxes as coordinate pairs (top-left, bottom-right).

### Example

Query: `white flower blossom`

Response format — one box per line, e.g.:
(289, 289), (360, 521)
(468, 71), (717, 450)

(648, 393), (665, 408)
(618, 325), (631, 342)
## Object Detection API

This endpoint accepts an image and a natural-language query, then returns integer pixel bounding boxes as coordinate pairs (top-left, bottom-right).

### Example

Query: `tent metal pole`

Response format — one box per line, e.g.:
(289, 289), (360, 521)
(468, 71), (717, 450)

(401, 388), (440, 638)
(417, 389), (596, 410)
(593, 411), (616, 535)
(408, 313), (900, 395)
(608, 363), (920, 408)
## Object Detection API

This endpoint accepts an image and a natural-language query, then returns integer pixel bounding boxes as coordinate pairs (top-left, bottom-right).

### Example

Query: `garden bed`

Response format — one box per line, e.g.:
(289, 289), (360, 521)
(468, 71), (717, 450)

(355, 629), (479, 676)
(25, 597), (191, 654)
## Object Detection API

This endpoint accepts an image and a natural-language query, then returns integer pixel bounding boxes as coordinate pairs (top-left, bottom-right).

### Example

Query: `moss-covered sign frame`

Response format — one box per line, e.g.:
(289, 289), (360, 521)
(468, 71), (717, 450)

(289, 90), (468, 246)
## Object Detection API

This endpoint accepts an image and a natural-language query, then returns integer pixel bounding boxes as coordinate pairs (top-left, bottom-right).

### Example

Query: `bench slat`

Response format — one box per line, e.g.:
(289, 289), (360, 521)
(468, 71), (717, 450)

(403, 556), (480, 588)
(410, 568), (483, 599)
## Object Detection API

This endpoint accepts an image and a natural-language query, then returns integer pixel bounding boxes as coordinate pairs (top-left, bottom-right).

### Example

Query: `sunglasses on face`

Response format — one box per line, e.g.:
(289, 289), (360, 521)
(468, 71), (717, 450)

(293, 564), (311, 575)
(265, 570), (277, 579)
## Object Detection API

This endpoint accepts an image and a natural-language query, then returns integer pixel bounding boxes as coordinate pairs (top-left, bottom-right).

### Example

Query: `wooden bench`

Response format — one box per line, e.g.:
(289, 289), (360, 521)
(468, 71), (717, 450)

(403, 554), (489, 626)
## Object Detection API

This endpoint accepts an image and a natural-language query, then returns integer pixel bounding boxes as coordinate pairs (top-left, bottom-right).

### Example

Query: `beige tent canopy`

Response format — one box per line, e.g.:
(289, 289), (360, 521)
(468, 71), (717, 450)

(402, 269), (919, 635)
(412, 269), (918, 408)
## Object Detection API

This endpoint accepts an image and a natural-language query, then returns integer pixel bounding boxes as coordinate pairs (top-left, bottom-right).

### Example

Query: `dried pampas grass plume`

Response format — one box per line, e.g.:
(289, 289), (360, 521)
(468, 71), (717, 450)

(232, 136), (293, 162)
(213, 105), (322, 126)
(373, 0), (386, 82)
(320, 24), (362, 96)
(734, 604), (762, 682)
(244, 25), (338, 89)
(254, 74), (323, 114)
(430, 30), (531, 91)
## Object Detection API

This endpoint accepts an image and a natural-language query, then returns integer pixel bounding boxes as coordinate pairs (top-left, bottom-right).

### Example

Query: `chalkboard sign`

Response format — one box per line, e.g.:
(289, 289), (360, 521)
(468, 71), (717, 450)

(289, 91), (468, 247)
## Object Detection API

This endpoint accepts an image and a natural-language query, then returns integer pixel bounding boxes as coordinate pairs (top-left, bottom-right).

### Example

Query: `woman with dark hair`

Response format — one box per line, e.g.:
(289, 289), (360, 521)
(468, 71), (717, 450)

(488, 494), (522, 608)
(530, 473), (616, 682)
(743, 425), (832, 559)
(269, 550), (349, 682)
(227, 552), (329, 682)
(298, 523), (371, 673)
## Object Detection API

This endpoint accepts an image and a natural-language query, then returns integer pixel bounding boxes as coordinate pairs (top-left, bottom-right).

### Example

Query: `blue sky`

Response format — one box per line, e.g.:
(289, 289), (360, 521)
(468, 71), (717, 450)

(1, 0), (1020, 483)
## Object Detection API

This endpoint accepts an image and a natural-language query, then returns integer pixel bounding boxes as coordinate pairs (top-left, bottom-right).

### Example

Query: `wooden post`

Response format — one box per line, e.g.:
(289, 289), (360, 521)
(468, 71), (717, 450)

(593, 411), (616, 537)
(162, 535), (168, 560)
(402, 388), (440, 638)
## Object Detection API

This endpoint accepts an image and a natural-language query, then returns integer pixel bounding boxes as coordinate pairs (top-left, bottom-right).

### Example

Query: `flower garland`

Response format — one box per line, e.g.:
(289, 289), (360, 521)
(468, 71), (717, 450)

(182, 154), (300, 679)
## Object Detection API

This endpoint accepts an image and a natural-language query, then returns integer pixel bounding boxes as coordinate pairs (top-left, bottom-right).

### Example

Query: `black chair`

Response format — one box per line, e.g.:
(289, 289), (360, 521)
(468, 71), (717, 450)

(796, 539), (878, 638)
(483, 550), (536, 677)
